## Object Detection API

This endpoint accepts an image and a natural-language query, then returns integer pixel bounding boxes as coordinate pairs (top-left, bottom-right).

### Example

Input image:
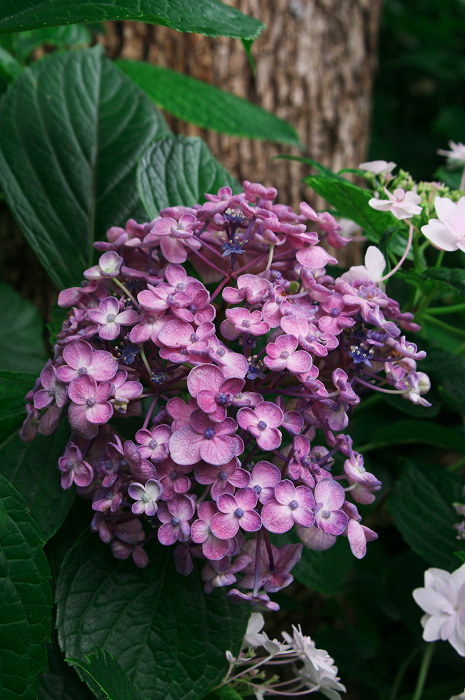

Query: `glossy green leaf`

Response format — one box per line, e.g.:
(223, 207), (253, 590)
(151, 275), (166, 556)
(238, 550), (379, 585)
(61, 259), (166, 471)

(39, 624), (95, 700)
(421, 267), (465, 298)
(0, 473), (52, 699)
(137, 135), (239, 218)
(303, 174), (400, 243)
(56, 532), (248, 700)
(0, 421), (74, 543)
(0, 46), (169, 289)
(0, 370), (35, 443)
(117, 61), (301, 146)
(292, 537), (354, 595)
(0, 1), (264, 41)
(361, 420), (465, 454)
(388, 461), (464, 570)
(203, 687), (243, 700)
(0, 282), (47, 373)
(0, 46), (22, 81)
(0, 24), (91, 62)
(68, 648), (146, 700)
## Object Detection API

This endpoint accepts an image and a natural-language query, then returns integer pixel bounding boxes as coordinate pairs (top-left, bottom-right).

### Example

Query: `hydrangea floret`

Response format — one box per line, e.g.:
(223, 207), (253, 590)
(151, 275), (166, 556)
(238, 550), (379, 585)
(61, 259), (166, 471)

(22, 180), (429, 610)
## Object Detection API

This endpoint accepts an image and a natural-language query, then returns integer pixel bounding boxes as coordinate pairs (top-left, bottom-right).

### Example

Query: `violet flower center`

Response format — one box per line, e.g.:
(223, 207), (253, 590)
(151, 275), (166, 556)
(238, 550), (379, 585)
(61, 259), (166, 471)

(86, 398), (95, 407)
(106, 313), (116, 322)
(257, 420), (267, 431)
(204, 428), (215, 439)
(234, 508), (244, 518)
(289, 499), (299, 511)
(149, 439), (158, 449)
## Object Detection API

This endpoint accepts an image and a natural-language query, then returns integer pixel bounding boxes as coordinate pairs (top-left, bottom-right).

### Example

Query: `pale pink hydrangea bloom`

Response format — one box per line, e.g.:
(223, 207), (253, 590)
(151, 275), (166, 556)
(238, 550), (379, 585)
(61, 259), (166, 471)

(413, 563), (465, 656)
(369, 187), (422, 220)
(421, 196), (465, 252)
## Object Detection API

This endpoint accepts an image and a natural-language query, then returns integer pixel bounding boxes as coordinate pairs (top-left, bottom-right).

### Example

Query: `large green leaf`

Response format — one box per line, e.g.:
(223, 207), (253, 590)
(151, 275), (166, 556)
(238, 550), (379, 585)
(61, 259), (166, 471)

(0, 421), (74, 543)
(0, 46), (169, 289)
(56, 532), (249, 700)
(0, 282), (47, 373)
(0, 45), (22, 82)
(361, 420), (465, 454)
(0, 1), (264, 41)
(117, 61), (301, 146)
(0, 473), (52, 699)
(137, 135), (240, 218)
(303, 174), (400, 243)
(68, 648), (146, 700)
(293, 537), (354, 595)
(421, 267), (465, 298)
(388, 461), (464, 570)
(0, 370), (35, 442)
(0, 24), (92, 62)
(39, 624), (95, 700)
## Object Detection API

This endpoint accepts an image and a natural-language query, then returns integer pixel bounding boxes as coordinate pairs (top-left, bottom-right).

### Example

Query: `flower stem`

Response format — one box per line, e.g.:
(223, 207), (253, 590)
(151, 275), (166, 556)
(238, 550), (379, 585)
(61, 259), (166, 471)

(412, 643), (435, 700)
(427, 302), (465, 316)
(423, 314), (465, 338)
(381, 223), (413, 282)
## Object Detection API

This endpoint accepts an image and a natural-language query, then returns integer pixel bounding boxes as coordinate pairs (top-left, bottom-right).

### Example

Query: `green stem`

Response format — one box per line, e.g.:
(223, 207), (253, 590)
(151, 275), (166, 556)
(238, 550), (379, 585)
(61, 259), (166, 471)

(454, 339), (465, 356)
(435, 250), (445, 268)
(427, 302), (465, 316)
(447, 455), (465, 473)
(112, 277), (139, 307)
(412, 643), (435, 700)
(423, 314), (465, 338)
(389, 647), (419, 700)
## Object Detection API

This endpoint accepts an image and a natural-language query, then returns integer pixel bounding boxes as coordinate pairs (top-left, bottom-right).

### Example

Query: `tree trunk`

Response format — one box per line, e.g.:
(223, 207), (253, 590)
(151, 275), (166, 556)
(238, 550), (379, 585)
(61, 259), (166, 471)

(104, 0), (383, 220)
(1, 0), (383, 311)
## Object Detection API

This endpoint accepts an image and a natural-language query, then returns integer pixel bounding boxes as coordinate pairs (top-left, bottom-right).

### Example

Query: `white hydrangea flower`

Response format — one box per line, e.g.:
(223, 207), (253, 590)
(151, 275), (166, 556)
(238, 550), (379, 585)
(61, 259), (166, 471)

(340, 245), (386, 285)
(413, 562), (465, 656)
(437, 140), (465, 164)
(359, 160), (396, 175)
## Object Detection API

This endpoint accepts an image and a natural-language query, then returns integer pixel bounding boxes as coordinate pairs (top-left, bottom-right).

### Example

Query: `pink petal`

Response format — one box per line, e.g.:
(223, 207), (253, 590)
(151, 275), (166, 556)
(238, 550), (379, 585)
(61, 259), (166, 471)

(169, 426), (203, 465)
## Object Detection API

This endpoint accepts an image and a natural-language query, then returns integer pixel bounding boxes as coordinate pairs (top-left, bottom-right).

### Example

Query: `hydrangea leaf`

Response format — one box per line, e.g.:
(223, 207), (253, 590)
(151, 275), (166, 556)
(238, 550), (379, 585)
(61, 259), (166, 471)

(303, 174), (400, 243)
(0, 370), (35, 443)
(0, 45), (22, 82)
(56, 532), (249, 700)
(388, 461), (464, 570)
(117, 61), (302, 146)
(421, 348), (465, 413)
(39, 625), (95, 700)
(203, 688), (243, 700)
(0, 283), (47, 373)
(0, 473), (52, 699)
(0, 46), (169, 289)
(0, 1), (264, 41)
(292, 536), (354, 595)
(137, 135), (240, 219)
(67, 648), (146, 700)
(0, 24), (92, 62)
(421, 268), (465, 298)
(0, 421), (74, 543)
(361, 419), (465, 454)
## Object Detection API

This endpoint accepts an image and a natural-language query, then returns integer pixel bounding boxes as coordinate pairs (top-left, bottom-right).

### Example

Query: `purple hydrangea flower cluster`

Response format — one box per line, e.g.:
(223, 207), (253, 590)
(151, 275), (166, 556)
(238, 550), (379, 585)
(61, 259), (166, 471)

(22, 181), (429, 610)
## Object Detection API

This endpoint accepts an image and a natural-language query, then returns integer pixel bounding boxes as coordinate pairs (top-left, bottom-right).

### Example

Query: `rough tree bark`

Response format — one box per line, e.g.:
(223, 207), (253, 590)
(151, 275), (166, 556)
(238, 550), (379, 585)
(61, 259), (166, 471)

(0, 0), (383, 310)
(104, 0), (383, 215)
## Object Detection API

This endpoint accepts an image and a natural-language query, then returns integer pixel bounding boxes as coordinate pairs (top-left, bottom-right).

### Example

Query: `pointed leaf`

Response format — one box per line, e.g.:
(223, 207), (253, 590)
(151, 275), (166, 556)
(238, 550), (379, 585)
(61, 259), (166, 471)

(303, 174), (400, 243)
(39, 624), (95, 700)
(362, 420), (465, 454)
(388, 461), (464, 570)
(293, 536), (354, 595)
(0, 46), (169, 289)
(0, 45), (22, 81)
(56, 532), (249, 700)
(117, 61), (301, 146)
(0, 1), (264, 41)
(0, 283), (47, 373)
(0, 370), (35, 442)
(0, 421), (74, 542)
(0, 473), (52, 699)
(138, 135), (240, 218)
(68, 648), (146, 700)
(0, 25), (92, 62)
(421, 268), (465, 298)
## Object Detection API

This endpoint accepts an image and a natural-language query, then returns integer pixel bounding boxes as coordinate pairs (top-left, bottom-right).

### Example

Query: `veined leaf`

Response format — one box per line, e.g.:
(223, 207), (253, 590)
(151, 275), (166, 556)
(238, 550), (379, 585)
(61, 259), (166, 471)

(117, 60), (301, 146)
(137, 135), (240, 218)
(0, 473), (52, 699)
(0, 46), (169, 289)
(67, 648), (146, 700)
(0, 1), (264, 41)
(56, 532), (248, 700)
